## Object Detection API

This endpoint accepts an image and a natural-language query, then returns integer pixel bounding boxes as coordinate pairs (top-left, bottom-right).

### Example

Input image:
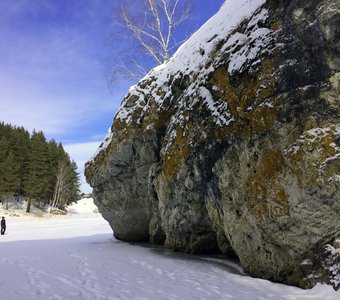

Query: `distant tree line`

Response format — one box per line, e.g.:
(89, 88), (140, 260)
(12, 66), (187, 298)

(0, 122), (80, 212)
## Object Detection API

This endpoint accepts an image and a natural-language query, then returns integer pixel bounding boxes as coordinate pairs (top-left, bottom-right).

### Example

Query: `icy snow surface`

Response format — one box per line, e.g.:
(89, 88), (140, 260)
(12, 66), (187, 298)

(0, 199), (337, 300)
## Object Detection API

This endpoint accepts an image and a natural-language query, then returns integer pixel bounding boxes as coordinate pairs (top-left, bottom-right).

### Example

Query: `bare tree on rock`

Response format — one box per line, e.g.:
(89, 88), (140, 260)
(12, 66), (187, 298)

(110, 0), (192, 81)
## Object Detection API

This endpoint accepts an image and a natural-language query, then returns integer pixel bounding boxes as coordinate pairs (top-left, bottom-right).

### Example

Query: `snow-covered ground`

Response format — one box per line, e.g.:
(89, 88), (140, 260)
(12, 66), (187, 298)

(0, 199), (337, 300)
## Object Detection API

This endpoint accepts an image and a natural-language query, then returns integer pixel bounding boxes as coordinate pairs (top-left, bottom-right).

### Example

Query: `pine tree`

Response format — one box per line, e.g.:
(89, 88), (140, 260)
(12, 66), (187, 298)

(3, 151), (20, 209)
(12, 127), (30, 197)
(66, 160), (81, 204)
(0, 137), (9, 204)
(25, 131), (51, 212)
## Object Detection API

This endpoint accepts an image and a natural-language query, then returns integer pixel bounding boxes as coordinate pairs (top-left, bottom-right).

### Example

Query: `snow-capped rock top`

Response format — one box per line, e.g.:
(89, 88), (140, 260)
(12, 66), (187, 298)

(92, 0), (274, 159)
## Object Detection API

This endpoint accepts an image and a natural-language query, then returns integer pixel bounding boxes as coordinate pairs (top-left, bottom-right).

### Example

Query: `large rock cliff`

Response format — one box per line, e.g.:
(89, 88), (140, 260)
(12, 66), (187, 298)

(86, 0), (340, 289)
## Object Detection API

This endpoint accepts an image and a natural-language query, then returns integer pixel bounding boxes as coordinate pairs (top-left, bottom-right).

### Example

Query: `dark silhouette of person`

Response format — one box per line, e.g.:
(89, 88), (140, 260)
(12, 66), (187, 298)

(1, 217), (6, 235)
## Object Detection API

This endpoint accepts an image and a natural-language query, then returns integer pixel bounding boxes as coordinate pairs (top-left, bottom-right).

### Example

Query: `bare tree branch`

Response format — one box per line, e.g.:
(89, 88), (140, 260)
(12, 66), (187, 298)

(109, 0), (192, 82)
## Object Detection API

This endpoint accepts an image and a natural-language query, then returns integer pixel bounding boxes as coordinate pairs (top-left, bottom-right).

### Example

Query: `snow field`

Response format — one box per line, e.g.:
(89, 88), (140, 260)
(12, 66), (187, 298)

(0, 199), (337, 300)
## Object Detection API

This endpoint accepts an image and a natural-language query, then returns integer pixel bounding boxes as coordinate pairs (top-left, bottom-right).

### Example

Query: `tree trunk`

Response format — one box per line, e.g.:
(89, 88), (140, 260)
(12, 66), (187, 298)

(50, 173), (61, 212)
(26, 197), (32, 213)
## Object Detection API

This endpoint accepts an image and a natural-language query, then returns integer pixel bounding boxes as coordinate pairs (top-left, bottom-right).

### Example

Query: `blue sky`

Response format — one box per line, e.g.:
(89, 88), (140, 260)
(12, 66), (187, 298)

(0, 0), (224, 192)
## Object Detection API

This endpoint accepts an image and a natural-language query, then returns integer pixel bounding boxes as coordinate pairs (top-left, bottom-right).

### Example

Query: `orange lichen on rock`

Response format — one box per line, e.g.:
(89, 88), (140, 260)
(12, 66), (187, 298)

(162, 127), (191, 179)
(286, 125), (340, 189)
(211, 57), (278, 141)
(246, 149), (290, 222)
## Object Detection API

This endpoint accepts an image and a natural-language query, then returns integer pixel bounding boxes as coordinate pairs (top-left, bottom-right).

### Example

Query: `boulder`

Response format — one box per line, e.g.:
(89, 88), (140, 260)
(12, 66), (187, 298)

(86, 0), (340, 288)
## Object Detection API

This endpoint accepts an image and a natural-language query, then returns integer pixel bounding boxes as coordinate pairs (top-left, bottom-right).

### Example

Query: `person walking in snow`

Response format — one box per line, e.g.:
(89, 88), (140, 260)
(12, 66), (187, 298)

(1, 217), (6, 235)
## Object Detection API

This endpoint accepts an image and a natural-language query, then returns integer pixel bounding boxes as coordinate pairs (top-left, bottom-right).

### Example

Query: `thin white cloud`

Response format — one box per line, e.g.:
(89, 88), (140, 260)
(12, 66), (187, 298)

(0, 74), (115, 136)
(64, 141), (101, 194)
(0, 0), (119, 138)
(0, 0), (55, 18)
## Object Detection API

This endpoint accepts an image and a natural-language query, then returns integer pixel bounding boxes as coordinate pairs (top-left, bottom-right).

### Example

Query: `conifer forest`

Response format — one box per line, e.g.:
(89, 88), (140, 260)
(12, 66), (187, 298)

(0, 122), (80, 212)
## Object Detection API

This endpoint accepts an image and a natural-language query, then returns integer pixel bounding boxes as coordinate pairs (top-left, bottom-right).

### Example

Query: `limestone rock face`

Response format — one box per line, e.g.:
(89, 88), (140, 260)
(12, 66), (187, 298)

(85, 0), (340, 288)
